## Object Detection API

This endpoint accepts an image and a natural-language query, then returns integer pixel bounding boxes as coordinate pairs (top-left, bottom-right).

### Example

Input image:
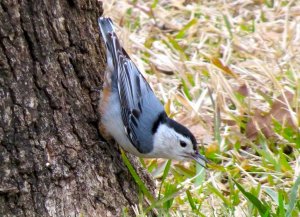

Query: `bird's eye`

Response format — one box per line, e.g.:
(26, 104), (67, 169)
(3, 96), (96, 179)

(180, 141), (187, 148)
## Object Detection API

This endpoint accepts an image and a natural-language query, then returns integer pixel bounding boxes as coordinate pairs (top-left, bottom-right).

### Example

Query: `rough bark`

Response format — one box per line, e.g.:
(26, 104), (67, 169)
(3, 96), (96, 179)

(0, 1), (154, 216)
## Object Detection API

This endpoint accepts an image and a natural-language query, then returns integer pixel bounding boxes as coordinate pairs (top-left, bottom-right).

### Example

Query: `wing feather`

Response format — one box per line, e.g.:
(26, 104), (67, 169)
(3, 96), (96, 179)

(99, 17), (165, 154)
(118, 54), (164, 153)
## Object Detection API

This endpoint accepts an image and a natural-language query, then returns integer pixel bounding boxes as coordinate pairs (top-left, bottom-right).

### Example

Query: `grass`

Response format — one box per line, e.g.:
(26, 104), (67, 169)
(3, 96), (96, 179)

(103, 0), (300, 216)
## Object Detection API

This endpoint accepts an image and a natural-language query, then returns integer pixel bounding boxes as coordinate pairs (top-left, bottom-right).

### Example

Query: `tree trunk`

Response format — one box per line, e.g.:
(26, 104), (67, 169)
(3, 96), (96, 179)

(0, 1), (154, 216)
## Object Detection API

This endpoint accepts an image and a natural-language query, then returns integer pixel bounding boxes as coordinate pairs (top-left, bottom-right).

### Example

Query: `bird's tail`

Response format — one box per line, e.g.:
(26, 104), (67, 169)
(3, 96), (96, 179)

(98, 17), (124, 75)
(98, 17), (115, 47)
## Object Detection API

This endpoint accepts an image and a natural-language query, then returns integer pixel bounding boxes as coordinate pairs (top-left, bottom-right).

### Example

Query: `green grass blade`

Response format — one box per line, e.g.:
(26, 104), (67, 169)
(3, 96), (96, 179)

(208, 88), (221, 145)
(181, 78), (192, 101)
(207, 184), (231, 207)
(145, 186), (183, 214)
(151, 0), (159, 9)
(278, 189), (286, 217)
(158, 160), (172, 199)
(264, 188), (278, 205)
(166, 35), (188, 60)
(186, 189), (196, 210)
(175, 18), (198, 39)
(286, 175), (300, 217)
(223, 14), (233, 39)
(233, 180), (270, 216)
(121, 150), (155, 203)
(195, 164), (206, 187)
(162, 182), (177, 210)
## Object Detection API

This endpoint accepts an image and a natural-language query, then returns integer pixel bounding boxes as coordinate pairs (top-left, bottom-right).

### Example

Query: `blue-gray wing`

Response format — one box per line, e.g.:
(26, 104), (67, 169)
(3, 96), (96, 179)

(118, 56), (165, 153)
(98, 17), (165, 153)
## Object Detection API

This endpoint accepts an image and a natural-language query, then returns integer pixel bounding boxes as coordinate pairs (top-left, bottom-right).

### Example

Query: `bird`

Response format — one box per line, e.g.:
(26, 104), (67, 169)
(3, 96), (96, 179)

(98, 17), (208, 167)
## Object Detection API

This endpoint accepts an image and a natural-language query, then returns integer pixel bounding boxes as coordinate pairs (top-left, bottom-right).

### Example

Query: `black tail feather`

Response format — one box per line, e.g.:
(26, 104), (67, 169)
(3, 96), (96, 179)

(98, 17), (114, 45)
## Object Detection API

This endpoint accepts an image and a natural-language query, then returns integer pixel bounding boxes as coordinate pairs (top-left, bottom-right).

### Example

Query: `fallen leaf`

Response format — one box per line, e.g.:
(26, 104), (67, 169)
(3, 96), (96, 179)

(270, 91), (296, 128)
(236, 83), (249, 97)
(211, 57), (238, 78)
(245, 90), (296, 140)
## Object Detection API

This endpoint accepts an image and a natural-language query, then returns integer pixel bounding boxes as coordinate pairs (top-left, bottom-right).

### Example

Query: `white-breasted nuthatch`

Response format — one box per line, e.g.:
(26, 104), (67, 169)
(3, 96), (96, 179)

(98, 17), (208, 167)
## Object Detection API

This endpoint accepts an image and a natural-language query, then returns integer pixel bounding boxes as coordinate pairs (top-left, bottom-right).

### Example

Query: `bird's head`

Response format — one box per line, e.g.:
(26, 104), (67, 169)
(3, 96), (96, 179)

(152, 116), (208, 168)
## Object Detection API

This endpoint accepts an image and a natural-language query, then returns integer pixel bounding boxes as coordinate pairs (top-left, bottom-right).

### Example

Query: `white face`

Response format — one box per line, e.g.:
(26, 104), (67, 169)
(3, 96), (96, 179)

(151, 123), (196, 161)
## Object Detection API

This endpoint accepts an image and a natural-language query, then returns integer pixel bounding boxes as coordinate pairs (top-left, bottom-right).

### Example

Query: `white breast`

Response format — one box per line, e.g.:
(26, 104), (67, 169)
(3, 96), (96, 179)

(101, 91), (143, 156)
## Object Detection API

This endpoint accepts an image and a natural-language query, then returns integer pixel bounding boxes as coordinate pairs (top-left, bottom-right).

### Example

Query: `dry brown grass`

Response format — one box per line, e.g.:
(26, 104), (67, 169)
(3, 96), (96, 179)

(102, 1), (300, 216)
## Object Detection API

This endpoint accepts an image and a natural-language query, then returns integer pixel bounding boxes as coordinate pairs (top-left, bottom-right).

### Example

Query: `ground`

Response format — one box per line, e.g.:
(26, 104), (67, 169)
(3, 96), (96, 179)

(102, 1), (299, 216)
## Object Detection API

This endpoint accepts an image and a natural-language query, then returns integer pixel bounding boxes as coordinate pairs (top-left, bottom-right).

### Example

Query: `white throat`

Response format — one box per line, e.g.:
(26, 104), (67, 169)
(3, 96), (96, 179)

(150, 123), (186, 160)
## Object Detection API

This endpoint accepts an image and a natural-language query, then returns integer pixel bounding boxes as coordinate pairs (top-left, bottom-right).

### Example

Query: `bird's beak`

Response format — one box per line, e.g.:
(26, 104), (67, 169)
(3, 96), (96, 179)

(191, 151), (209, 168)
